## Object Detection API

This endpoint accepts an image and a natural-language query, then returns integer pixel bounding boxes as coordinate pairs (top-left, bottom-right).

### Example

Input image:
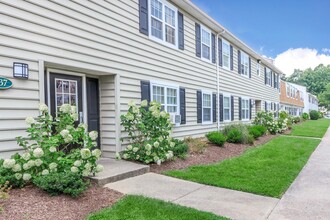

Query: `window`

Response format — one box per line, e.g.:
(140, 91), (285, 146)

(240, 52), (249, 76)
(149, 0), (177, 48)
(151, 82), (179, 114)
(256, 63), (260, 76)
(300, 92), (304, 101)
(201, 26), (211, 61)
(274, 73), (278, 88)
(55, 79), (78, 116)
(223, 95), (231, 121)
(241, 98), (250, 120)
(266, 101), (271, 112)
(202, 91), (212, 123)
(265, 67), (271, 86)
(286, 84), (290, 97)
(222, 40), (230, 69)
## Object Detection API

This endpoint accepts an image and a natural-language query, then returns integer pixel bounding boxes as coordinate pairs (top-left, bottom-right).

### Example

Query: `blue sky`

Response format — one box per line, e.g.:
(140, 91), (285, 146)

(191, 0), (330, 74)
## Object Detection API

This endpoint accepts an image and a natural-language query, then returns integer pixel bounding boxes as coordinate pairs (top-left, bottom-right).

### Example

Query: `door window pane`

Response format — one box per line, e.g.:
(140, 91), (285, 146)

(55, 79), (78, 116)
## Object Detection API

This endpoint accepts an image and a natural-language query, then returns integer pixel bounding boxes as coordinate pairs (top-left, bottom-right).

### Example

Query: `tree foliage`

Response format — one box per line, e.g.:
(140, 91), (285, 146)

(318, 83), (330, 110)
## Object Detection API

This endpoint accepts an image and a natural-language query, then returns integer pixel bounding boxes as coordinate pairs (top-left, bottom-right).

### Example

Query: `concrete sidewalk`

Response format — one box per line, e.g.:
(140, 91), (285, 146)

(105, 173), (279, 220)
(268, 127), (330, 220)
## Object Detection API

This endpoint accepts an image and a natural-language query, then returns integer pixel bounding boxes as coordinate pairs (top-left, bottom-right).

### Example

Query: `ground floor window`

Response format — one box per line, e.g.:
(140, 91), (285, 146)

(202, 91), (212, 123)
(223, 95), (231, 121)
(241, 98), (250, 120)
(151, 82), (179, 114)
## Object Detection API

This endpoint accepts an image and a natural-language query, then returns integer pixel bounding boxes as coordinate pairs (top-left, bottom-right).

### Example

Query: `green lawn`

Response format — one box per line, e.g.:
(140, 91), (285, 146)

(288, 118), (330, 138)
(87, 195), (228, 220)
(165, 136), (320, 198)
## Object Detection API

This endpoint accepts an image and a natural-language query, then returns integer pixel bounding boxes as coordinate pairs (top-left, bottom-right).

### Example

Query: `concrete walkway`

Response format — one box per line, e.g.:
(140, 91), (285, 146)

(105, 173), (279, 220)
(268, 127), (330, 220)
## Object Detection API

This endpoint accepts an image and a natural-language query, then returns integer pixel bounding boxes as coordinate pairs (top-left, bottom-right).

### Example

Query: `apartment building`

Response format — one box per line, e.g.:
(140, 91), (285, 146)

(0, 0), (283, 158)
(280, 81), (304, 116)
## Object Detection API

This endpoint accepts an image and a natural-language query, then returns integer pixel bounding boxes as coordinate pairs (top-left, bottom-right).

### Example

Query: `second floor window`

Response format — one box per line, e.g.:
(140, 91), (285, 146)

(256, 63), (260, 76)
(201, 27), (211, 61)
(222, 40), (230, 69)
(274, 73), (278, 88)
(286, 84), (290, 97)
(266, 68), (272, 86)
(240, 52), (249, 76)
(150, 0), (177, 47)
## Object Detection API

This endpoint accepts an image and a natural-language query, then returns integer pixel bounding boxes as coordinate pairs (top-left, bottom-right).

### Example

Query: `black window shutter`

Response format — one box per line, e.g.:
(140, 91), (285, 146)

(197, 90), (202, 123)
(178, 11), (184, 50)
(218, 38), (222, 66)
(264, 67), (267, 84)
(249, 57), (252, 78)
(249, 99), (252, 119)
(212, 93), (216, 122)
(195, 23), (201, 58)
(139, 0), (148, 35)
(237, 50), (241, 74)
(238, 97), (242, 120)
(265, 101), (267, 112)
(273, 72), (276, 88)
(277, 74), (280, 89)
(140, 80), (150, 103)
(180, 88), (186, 124)
(219, 94), (224, 122)
(230, 45), (234, 70)
(270, 70), (273, 87)
(271, 102), (273, 111)
(211, 33), (216, 63)
(231, 96), (234, 121)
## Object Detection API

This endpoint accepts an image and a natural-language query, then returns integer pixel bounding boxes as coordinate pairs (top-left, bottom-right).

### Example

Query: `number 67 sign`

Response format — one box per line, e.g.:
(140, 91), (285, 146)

(0, 77), (13, 90)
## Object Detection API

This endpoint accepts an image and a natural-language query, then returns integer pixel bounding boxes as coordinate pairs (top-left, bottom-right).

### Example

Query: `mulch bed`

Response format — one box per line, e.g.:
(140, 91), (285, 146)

(151, 134), (278, 173)
(0, 184), (123, 220)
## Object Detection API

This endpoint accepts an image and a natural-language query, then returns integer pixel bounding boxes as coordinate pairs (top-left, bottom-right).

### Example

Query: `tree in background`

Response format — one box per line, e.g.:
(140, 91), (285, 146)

(318, 83), (330, 110)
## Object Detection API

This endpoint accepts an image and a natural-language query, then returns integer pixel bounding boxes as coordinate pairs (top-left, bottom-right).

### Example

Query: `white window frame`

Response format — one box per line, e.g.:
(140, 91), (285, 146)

(222, 39), (230, 70)
(265, 67), (272, 86)
(274, 73), (278, 88)
(148, 0), (178, 49)
(286, 84), (290, 97)
(223, 93), (231, 122)
(150, 81), (180, 115)
(200, 25), (212, 63)
(240, 51), (249, 77)
(202, 90), (213, 124)
(266, 101), (272, 112)
(241, 97), (250, 121)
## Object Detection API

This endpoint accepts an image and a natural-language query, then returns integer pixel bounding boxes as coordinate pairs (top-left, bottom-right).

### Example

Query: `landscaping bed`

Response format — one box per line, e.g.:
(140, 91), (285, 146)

(151, 134), (277, 174)
(1, 184), (123, 220)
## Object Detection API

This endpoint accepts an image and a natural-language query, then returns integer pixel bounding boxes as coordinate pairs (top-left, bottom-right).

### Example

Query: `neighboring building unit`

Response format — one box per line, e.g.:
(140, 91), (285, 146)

(0, 0), (283, 158)
(280, 81), (304, 116)
(307, 93), (319, 112)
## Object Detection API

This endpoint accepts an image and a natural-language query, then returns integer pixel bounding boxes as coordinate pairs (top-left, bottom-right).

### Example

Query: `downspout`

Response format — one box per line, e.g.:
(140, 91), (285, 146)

(216, 30), (226, 131)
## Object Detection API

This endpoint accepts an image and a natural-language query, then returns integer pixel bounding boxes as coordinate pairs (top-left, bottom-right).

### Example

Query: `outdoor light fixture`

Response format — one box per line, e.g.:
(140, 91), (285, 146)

(257, 59), (261, 64)
(13, 62), (29, 79)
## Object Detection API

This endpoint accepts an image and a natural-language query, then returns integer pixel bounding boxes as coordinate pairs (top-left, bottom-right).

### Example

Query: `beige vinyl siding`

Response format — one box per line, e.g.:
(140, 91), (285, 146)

(0, 56), (40, 154)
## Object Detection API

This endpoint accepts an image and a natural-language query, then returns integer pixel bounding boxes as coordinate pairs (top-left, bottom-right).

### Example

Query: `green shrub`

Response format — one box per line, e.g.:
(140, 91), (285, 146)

(0, 180), (11, 213)
(226, 129), (243, 143)
(248, 125), (266, 139)
(206, 131), (226, 147)
(247, 134), (255, 145)
(33, 172), (88, 197)
(293, 116), (301, 124)
(310, 110), (319, 120)
(223, 124), (252, 144)
(253, 111), (280, 134)
(279, 111), (289, 120)
(302, 113), (309, 120)
(318, 111), (324, 119)
(184, 137), (207, 154)
(172, 139), (189, 159)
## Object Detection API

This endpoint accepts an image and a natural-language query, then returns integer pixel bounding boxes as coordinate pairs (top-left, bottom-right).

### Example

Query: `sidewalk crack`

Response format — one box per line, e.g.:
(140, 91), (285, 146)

(171, 185), (207, 202)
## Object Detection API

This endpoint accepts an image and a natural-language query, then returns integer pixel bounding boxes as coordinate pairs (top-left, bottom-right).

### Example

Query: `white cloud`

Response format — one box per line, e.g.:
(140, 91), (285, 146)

(322, 48), (330, 53)
(274, 48), (330, 76)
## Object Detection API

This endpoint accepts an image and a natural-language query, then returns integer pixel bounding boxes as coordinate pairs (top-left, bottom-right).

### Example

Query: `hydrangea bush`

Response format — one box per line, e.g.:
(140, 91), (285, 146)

(0, 103), (103, 189)
(253, 111), (288, 134)
(120, 100), (176, 165)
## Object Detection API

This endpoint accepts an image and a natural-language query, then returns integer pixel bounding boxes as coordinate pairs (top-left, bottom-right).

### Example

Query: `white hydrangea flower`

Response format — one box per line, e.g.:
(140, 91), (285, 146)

(39, 103), (49, 112)
(42, 169), (49, 175)
(115, 152), (121, 160)
(81, 148), (91, 159)
(82, 169), (90, 177)
(3, 159), (16, 169)
(15, 173), (22, 180)
(25, 116), (35, 125)
(23, 163), (30, 170)
(64, 134), (73, 143)
(156, 160), (161, 165)
(95, 164), (104, 172)
(27, 160), (35, 168)
(84, 162), (92, 170)
(74, 160), (82, 167)
(132, 147), (139, 153)
(21, 152), (31, 161)
(126, 113), (134, 121)
(122, 154), (128, 159)
(92, 141), (98, 147)
(145, 144), (152, 151)
(149, 106), (156, 112)
(35, 159), (43, 167)
(152, 110), (160, 118)
(49, 162), (57, 170)
(12, 164), (22, 172)
(92, 149), (102, 158)
(136, 155), (140, 159)
(71, 106), (77, 114)
(160, 111), (167, 118)
(60, 129), (70, 138)
(71, 166), (79, 173)
(49, 146), (57, 153)
(33, 148), (44, 158)
(42, 132), (48, 136)
(71, 113), (78, 121)
(170, 142), (175, 148)
(89, 131), (98, 141)
(128, 100), (136, 107)
(153, 156), (159, 162)
(59, 104), (71, 113)
(146, 151), (151, 156)
(153, 141), (160, 148)
(141, 100), (148, 107)
(23, 173), (32, 181)
(158, 136), (164, 142)
(126, 145), (133, 150)
(132, 106), (139, 114)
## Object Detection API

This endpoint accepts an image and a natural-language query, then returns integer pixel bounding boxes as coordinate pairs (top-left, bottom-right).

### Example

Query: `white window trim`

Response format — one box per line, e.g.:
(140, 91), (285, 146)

(150, 81), (180, 115)
(222, 39), (230, 70)
(265, 67), (272, 86)
(202, 90), (213, 124)
(200, 25), (212, 63)
(223, 93), (231, 122)
(240, 51), (249, 78)
(256, 62), (261, 77)
(241, 97), (250, 121)
(148, 0), (179, 49)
